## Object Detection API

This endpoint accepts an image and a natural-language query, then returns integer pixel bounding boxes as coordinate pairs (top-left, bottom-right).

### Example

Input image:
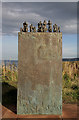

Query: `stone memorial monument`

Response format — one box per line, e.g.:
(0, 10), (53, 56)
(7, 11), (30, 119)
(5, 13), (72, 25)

(17, 21), (62, 115)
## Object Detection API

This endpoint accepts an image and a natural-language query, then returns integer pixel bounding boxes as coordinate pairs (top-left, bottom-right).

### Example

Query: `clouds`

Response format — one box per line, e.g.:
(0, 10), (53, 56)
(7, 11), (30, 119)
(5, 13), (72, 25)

(2, 2), (77, 35)
(2, 2), (77, 59)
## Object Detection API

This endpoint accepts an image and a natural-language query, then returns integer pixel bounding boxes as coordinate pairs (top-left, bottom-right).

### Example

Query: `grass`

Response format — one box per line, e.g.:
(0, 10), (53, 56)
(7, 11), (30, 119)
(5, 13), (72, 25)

(62, 61), (79, 104)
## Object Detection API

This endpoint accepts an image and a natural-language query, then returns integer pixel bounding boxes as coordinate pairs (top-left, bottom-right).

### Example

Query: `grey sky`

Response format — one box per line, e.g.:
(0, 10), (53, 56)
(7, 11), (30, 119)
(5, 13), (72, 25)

(2, 2), (77, 35)
(1, 2), (78, 59)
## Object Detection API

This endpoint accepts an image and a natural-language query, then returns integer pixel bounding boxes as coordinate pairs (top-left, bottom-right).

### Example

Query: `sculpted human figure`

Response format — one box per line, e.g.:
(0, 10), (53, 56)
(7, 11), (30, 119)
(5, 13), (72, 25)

(33, 27), (36, 32)
(48, 20), (52, 32)
(58, 26), (60, 32)
(37, 21), (43, 32)
(23, 21), (28, 32)
(53, 24), (56, 32)
(53, 24), (58, 32)
(42, 20), (47, 32)
(30, 24), (33, 32)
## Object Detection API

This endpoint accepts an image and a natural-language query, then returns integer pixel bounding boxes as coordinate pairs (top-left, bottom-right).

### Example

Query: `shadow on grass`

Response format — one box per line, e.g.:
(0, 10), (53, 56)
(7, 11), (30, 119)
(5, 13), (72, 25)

(2, 82), (17, 113)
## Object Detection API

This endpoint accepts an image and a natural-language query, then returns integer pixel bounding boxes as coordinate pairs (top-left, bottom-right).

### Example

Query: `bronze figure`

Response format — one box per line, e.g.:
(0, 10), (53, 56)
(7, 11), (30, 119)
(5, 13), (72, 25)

(30, 24), (33, 32)
(42, 20), (47, 32)
(58, 26), (60, 32)
(53, 24), (59, 32)
(33, 27), (36, 32)
(48, 20), (52, 32)
(23, 21), (28, 32)
(37, 21), (43, 32)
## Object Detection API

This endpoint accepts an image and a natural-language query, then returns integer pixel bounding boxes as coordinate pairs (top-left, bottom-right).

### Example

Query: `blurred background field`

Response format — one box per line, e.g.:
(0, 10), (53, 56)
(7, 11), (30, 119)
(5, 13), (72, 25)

(0, 60), (79, 113)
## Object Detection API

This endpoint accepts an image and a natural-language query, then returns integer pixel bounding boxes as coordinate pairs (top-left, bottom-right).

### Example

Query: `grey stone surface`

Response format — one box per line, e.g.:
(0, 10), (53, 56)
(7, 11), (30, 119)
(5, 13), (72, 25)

(17, 32), (62, 115)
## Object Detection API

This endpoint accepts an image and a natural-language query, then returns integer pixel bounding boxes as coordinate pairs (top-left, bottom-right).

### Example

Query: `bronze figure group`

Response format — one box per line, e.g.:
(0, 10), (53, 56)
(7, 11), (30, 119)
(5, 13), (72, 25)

(20, 20), (60, 33)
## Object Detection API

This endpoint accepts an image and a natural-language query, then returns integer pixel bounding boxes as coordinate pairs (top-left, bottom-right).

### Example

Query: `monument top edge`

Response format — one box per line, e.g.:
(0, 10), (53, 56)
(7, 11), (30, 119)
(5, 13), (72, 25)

(18, 32), (62, 34)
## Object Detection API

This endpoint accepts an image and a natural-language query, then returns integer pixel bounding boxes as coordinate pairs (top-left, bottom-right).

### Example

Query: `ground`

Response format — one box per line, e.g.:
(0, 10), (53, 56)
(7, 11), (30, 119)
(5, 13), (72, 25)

(1, 104), (78, 119)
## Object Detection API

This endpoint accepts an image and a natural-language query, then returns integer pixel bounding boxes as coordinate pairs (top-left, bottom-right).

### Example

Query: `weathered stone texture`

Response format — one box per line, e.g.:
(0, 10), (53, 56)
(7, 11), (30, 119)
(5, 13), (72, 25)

(17, 32), (62, 115)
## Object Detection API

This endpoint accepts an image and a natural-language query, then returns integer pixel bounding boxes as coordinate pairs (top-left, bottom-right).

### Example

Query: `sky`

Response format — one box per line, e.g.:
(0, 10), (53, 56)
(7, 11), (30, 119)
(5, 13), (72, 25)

(1, 2), (78, 60)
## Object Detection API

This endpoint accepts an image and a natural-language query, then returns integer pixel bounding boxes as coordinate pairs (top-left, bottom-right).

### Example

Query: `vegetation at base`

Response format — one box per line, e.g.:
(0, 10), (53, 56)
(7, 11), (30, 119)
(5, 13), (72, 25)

(62, 73), (78, 103)
(1, 61), (79, 105)
(62, 61), (79, 104)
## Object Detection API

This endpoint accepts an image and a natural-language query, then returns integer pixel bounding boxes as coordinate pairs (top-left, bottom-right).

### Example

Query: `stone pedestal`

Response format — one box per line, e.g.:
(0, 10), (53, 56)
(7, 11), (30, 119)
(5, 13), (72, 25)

(17, 32), (62, 115)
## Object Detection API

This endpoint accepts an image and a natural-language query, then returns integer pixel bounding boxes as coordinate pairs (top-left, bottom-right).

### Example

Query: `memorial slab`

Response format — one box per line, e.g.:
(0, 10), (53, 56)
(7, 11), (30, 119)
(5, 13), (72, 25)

(17, 32), (62, 115)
